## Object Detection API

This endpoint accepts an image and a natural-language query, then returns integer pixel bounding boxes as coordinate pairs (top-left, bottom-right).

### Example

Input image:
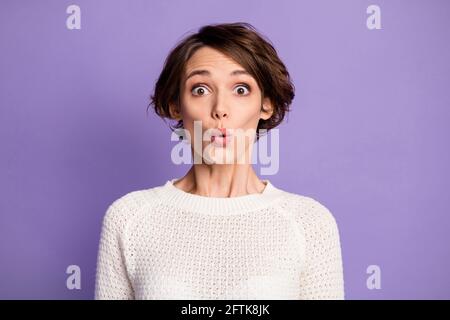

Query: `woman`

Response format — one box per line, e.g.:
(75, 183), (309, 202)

(94, 22), (345, 300)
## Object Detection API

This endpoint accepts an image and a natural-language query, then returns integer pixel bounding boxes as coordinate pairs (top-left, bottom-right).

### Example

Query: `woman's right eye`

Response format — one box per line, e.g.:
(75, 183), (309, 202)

(191, 85), (210, 96)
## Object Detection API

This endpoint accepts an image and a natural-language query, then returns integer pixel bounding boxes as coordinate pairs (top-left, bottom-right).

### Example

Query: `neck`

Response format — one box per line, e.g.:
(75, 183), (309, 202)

(173, 164), (265, 198)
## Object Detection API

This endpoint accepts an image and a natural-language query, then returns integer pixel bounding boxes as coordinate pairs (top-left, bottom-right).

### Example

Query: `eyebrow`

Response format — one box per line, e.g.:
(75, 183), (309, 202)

(184, 69), (250, 82)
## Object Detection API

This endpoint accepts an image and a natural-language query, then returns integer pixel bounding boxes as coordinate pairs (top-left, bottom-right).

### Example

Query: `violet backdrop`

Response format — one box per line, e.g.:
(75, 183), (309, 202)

(1, 0), (449, 299)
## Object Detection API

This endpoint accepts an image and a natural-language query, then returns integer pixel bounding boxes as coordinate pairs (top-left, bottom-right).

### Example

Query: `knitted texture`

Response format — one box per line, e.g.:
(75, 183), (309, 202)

(94, 179), (345, 300)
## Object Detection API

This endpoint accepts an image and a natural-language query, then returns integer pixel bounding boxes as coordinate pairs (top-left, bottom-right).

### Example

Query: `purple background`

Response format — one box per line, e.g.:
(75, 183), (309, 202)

(1, 0), (449, 299)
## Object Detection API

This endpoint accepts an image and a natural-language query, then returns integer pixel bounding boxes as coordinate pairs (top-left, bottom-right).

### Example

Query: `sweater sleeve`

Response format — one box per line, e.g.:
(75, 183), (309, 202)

(94, 201), (135, 300)
(298, 201), (345, 300)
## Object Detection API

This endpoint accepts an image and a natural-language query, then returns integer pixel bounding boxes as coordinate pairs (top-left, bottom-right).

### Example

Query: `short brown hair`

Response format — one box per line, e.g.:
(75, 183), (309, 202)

(148, 22), (295, 140)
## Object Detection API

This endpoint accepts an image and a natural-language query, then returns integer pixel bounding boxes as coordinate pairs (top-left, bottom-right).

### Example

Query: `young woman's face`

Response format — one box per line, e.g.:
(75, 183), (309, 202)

(175, 46), (273, 164)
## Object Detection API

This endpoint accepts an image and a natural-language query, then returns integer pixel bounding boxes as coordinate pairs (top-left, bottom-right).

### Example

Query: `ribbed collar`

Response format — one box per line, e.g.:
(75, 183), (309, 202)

(156, 178), (286, 215)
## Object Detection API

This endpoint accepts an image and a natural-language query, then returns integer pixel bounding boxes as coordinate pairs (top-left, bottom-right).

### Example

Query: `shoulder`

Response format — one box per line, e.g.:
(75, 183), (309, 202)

(100, 184), (165, 232)
(277, 190), (340, 234)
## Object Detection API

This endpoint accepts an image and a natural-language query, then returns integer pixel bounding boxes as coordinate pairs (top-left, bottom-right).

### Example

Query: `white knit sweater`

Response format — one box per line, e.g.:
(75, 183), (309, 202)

(94, 178), (345, 300)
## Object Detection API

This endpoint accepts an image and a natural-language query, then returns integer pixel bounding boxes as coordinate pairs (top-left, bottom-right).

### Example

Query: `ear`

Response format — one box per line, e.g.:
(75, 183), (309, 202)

(169, 102), (182, 120)
(260, 97), (274, 121)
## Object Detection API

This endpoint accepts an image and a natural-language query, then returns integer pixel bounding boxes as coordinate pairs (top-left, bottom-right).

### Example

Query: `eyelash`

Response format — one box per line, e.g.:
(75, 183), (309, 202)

(190, 83), (251, 96)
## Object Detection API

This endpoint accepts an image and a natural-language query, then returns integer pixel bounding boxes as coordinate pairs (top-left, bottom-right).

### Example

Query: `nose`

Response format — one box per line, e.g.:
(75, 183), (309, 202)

(212, 109), (228, 120)
(211, 95), (228, 120)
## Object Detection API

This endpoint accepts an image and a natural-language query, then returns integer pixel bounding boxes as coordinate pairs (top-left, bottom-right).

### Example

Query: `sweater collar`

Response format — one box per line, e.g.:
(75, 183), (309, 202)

(157, 178), (286, 215)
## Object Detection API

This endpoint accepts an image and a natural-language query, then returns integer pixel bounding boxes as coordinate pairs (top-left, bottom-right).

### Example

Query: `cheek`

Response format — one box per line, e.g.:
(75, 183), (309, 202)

(185, 106), (209, 119)
(180, 97), (211, 120)
(231, 100), (262, 128)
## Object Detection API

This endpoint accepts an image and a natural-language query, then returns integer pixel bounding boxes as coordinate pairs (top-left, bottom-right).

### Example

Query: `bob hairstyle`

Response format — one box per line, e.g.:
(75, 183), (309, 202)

(148, 22), (295, 140)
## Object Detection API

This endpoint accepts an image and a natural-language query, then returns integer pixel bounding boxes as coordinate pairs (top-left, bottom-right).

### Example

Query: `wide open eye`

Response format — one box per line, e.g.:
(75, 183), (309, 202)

(234, 84), (251, 96)
(191, 85), (211, 96)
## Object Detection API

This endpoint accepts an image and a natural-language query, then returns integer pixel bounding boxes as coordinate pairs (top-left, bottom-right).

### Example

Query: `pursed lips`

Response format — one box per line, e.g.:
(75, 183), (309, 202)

(210, 128), (232, 144)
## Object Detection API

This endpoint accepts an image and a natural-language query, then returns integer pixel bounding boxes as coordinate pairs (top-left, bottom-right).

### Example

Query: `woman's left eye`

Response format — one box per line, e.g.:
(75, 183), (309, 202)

(234, 84), (250, 95)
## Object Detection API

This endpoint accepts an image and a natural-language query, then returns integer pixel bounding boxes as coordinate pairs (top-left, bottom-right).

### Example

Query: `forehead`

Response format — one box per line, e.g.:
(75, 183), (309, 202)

(184, 46), (246, 76)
